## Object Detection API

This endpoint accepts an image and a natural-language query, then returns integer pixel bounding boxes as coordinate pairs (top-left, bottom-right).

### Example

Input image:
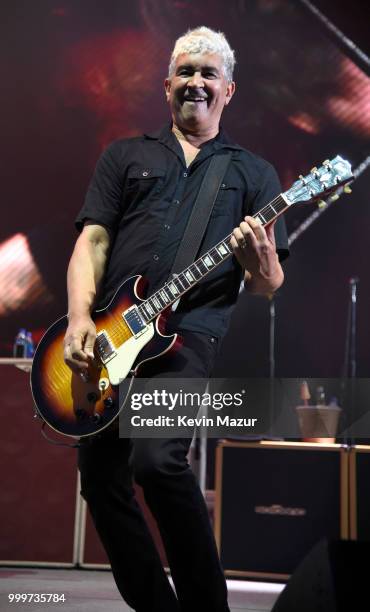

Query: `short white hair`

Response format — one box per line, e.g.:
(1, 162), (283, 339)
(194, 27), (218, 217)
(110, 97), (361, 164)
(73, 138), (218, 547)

(168, 26), (236, 83)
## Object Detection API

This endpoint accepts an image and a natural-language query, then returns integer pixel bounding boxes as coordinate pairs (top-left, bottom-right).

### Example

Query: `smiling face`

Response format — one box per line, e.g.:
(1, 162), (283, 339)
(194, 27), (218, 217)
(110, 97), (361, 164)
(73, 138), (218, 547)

(164, 52), (235, 137)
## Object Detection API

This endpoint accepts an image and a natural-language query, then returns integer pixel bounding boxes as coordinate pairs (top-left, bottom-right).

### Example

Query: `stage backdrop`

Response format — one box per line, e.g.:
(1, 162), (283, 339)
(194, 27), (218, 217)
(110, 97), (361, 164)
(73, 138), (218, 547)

(1, 0), (369, 381)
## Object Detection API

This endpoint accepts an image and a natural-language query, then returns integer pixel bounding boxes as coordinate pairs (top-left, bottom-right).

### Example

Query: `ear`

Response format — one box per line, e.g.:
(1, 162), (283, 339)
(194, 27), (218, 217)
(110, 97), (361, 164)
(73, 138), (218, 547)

(224, 81), (236, 106)
(164, 78), (171, 102)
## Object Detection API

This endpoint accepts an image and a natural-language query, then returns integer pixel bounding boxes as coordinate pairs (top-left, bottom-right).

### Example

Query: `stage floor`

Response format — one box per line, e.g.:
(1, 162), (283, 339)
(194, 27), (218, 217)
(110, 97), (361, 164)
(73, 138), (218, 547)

(0, 567), (284, 611)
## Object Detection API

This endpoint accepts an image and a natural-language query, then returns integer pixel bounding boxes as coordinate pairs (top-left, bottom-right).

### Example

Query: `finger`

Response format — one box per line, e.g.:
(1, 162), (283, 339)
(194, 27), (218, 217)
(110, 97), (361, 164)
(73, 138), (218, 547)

(238, 223), (259, 250)
(244, 217), (266, 242)
(233, 226), (249, 248)
(84, 330), (96, 360)
(63, 345), (89, 374)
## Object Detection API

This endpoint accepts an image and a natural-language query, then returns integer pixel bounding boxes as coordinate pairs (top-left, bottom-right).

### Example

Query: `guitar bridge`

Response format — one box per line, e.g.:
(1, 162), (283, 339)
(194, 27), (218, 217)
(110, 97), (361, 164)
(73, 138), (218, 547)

(96, 331), (116, 364)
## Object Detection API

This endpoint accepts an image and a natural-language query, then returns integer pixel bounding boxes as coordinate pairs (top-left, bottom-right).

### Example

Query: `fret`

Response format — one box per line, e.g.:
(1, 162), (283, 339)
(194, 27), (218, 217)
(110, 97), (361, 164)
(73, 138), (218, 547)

(145, 301), (155, 316)
(185, 269), (195, 283)
(160, 290), (170, 304)
(210, 248), (222, 264)
(257, 211), (266, 224)
(168, 281), (179, 296)
(190, 263), (202, 279)
(269, 203), (277, 215)
(202, 255), (214, 269)
(173, 277), (184, 292)
(164, 285), (175, 300)
(178, 273), (190, 289)
(152, 296), (161, 310)
(217, 243), (229, 257)
(148, 298), (159, 314)
(197, 259), (208, 274)
(155, 293), (166, 308)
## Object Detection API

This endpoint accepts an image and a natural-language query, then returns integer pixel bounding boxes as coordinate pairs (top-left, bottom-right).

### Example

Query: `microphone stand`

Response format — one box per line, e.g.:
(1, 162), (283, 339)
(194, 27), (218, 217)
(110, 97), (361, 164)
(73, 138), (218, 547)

(341, 277), (359, 447)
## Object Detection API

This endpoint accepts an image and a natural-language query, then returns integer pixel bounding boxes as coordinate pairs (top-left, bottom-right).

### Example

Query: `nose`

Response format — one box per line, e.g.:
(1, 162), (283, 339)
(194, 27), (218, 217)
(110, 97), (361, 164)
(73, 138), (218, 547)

(187, 71), (204, 88)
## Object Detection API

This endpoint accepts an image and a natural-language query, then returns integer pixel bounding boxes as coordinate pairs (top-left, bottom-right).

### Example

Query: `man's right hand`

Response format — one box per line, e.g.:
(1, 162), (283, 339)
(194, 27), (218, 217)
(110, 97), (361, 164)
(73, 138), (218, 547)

(63, 313), (97, 375)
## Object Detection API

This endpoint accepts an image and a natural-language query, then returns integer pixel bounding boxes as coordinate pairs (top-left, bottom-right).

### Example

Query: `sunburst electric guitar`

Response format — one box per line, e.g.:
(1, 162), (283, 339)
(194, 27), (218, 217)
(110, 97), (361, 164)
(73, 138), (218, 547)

(31, 156), (353, 437)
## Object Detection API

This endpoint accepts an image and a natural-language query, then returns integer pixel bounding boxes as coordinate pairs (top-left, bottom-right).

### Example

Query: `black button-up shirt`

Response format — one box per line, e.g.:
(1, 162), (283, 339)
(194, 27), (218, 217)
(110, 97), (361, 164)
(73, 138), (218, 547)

(76, 124), (289, 339)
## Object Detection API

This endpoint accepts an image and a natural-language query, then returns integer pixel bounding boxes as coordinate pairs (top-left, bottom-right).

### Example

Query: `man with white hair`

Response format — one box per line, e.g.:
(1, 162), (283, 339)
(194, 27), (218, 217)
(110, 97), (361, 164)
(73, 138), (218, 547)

(64, 26), (288, 612)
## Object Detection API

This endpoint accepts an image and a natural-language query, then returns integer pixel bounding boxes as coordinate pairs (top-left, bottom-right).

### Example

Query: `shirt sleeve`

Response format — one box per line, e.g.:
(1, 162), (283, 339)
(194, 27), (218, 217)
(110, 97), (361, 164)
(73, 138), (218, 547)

(249, 162), (289, 262)
(75, 140), (125, 233)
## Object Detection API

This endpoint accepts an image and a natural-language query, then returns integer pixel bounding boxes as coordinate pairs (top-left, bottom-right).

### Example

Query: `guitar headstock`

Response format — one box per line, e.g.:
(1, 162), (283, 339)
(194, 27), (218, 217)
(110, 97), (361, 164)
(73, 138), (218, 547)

(284, 156), (353, 205)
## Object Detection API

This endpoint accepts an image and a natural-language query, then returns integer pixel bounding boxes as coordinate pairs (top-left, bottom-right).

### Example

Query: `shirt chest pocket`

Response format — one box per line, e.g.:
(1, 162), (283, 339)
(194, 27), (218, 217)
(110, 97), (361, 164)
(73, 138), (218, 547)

(126, 167), (166, 201)
(212, 180), (242, 217)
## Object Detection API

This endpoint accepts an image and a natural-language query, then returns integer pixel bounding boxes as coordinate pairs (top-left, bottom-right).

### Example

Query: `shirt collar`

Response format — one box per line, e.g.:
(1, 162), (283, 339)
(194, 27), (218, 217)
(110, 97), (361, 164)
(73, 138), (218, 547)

(144, 123), (244, 152)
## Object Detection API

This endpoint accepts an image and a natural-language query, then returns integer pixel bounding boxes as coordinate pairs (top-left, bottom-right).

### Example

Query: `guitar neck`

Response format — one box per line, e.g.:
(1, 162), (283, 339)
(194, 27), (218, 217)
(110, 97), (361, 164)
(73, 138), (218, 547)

(137, 193), (290, 323)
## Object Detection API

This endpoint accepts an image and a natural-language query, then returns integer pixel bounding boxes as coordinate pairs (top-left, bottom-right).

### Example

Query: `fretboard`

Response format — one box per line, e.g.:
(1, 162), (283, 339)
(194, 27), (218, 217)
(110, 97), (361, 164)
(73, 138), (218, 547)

(138, 193), (289, 322)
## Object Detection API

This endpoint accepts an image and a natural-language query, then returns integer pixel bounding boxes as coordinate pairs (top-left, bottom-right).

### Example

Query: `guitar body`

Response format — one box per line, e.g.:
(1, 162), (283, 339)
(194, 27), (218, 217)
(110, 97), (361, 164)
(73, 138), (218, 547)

(31, 276), (177, 438)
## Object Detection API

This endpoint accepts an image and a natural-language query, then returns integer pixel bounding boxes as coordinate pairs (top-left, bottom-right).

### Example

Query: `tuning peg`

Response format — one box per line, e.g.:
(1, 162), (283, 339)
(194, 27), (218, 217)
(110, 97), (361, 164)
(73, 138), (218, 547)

(330, 194), (340, 202)
(323, 159), (330, 165)
(344, 184), (352, 194)
(310, 166), (318, 173)
(317, 200), (326, 208)
(299, 174), (307, 184)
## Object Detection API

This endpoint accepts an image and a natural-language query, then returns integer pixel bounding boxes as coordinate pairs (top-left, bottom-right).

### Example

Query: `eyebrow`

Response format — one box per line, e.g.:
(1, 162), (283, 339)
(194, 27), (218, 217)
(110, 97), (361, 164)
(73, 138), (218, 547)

(176, 64), (220, 73)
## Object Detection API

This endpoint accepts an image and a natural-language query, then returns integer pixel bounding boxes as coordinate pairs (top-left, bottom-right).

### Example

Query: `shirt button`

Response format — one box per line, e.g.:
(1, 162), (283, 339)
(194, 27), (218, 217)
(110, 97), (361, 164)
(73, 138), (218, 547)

(173, 199), (180, 205)
(183, 172), (188, 178)
(153, 254), (159, 261)
(142, 170), (149, 177)
(221, 183), (226, 188)
(164, 224), (170, 230)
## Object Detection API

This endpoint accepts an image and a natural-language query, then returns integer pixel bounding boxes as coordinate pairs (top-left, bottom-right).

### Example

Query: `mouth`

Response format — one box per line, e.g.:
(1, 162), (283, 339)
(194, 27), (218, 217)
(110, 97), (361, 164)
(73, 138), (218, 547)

(183, 94), (208, 104)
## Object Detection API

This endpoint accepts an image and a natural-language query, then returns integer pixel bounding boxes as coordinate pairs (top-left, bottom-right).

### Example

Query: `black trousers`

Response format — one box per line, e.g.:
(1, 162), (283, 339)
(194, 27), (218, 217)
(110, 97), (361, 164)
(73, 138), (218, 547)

(78, 331), (230, 612)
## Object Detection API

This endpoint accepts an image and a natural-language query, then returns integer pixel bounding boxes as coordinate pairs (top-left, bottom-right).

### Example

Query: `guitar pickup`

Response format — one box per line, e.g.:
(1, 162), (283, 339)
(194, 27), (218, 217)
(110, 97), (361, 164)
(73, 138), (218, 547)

(96, 331), (116, 364)
(123, 305), (147, 338)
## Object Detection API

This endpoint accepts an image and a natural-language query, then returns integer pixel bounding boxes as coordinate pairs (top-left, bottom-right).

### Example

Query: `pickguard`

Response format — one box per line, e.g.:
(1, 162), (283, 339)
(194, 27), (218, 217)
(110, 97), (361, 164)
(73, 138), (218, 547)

(104, 322), (154, 384)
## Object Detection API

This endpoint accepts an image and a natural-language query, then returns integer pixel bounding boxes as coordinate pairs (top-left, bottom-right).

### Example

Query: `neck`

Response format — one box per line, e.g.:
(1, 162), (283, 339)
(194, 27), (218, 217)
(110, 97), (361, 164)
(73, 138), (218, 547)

(172, 122), (219, 148)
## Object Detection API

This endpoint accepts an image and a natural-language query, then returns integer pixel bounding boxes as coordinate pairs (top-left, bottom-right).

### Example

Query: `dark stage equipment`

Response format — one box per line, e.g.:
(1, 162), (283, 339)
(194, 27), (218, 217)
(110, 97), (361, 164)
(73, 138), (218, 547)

(214, 440), (348, 579)
(271, 538), (368, 612)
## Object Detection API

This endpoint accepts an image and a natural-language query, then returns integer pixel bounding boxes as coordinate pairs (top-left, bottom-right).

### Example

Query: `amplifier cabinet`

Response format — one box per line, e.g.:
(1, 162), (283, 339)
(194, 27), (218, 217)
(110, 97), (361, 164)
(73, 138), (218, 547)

(215, 440), (348, 579)
(0, 363), (79, 567)
(349, 445), (370, 541)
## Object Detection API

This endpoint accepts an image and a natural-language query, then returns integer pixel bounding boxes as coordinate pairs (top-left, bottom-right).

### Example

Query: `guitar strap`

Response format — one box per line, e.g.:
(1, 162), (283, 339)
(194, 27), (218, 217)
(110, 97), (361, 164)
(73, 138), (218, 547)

(170, 151), (233, 276)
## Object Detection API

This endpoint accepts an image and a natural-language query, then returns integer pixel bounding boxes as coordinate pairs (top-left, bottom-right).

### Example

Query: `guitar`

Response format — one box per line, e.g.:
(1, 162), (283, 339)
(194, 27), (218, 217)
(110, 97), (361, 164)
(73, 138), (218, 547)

(31, 156), (353, 437)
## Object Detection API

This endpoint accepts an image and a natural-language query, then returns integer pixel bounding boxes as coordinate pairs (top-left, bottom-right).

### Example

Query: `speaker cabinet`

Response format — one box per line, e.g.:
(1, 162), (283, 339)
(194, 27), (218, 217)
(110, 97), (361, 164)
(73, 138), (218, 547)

(349, 445), (370, 541)
(271, 538), (368, 612)
(0, 362), (79, 566)
(215, 440), (349, 579)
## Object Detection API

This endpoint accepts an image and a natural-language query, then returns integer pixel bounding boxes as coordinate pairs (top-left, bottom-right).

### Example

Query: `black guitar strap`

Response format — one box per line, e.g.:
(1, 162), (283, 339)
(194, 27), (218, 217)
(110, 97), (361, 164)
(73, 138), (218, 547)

(170, 151), (232, 276)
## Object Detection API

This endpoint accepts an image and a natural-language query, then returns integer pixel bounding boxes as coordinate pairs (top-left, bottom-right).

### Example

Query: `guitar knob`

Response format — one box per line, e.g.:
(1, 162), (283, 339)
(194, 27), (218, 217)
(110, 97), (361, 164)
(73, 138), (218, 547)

(104, 397), (114, 409)
(87, 392), (98, 403)
(344, 184), (352, 194)
(317, 200), (326, 208)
